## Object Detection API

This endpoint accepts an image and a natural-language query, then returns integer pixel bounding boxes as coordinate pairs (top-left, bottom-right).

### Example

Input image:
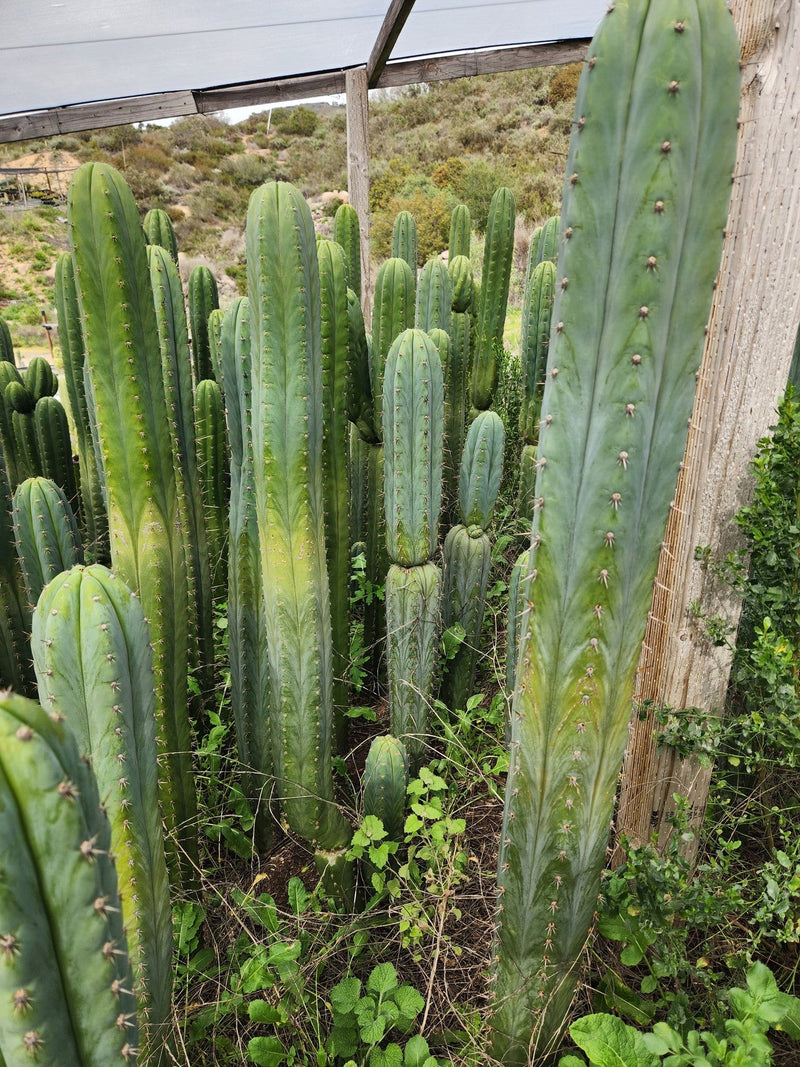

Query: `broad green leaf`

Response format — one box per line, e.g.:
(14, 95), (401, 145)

(331, 976), (362, 1016)
(393, 984), (425, 1027)
(570, 1013), (659, 1067)
(360, 1014), (388, 1044)
(599, 973), (655, 1027)
(288, 876), (310, 915)
(558, 1057), (588, 1067)
(248, 1000), (283, 1025)
(403, 1034), (432, 1067)
(247, 1035), (286, 1066)
(367, 962), (400, 995)
(370, 1044), (404, 1067)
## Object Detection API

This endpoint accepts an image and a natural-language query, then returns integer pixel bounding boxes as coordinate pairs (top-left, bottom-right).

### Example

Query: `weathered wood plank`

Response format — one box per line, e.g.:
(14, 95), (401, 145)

(367, 0), (417, 87)
(346, 66), (372, 329)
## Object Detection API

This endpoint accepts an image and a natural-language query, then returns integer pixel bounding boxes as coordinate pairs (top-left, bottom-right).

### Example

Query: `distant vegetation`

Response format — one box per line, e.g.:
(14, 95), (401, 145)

(0, 63), (581, 348)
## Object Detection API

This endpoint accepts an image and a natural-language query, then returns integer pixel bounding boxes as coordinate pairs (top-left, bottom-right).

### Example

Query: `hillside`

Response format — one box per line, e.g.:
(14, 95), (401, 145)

(0, 62), (580, 351)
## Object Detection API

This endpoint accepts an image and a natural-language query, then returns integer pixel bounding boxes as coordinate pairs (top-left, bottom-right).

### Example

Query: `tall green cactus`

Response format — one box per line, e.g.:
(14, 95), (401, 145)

(208, 306), (225, 389)
(472, 187), (516, 411)
(518, 258), (556, 520)
(0, 692), (138, 1065)
(54, 251), (109, 561)
(143, 206), (179, 266)
(333, 202), (361, 297)
(532, 213), (560, 267)
(365, 257), (417, 687)
(68, 161), (196, 883)
(391, 210), (418, 274)
(247, 180), (351, 862)
(0, 315), (14, 363)
(149, 241), (215, 697)
(195, 377), (229, 612)
(383, 328), (443, 766)
(188, 264), (219, 383)
(0, 451), (32, 694)
(415, 257), (451, 335)
(32, 565), (174, 1063)
(362, 734), (409, 842)
(318, 239), (351, 745)
(490, 1), (740, 1059)
(449, 203), (471, 260)
(440, 411), (505, 714)
(32, 395), (78, 507)
(221, 296), (273, 847)
(12, 477), (83, 608)
(24, 356), (57, 404)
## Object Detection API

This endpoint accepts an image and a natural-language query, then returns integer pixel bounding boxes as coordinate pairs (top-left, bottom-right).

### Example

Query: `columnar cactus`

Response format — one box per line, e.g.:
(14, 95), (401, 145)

(363, 734), (409, 842)
(208, 306), (225, 389)
(188, 263), (219, 383)
(12, 477), (83, 608)
(333, 202), (361, 296)
(195, 377), (229, 611)
(318, 239), (351, 744)
(0, 691), (138, 1064)
(32, 395), (78, 507)
(471, 187), (515, 411)
(68, 161), (196, 883)
(366, 257), (416, 686)
(143, 206), (179, 266)
(448, 254), (474, 314)
(391, 210), (418, 274)
(54, 251), (109, 561)
(440, 410), (505, 714)
(490, 1), (740, 1059)
(0, 451), (32, 694)
(415, 257), (451, 335)
(0, 315), (13, 363)
(149, 242), (214, 697)
(505, 547), (530, 699)
(532, 213), (560, 267)
(24, 356), (57, 404)
(383, 328), (444, 766)
(221, 296), (273, 848)
(449, 203), (471, 260)
(247, 180), (351, 862)
(517, 258), (556, 520)
(32, 565), (173, 1063)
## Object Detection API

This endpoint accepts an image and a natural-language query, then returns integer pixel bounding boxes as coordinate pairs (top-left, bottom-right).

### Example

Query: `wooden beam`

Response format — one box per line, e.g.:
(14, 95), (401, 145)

(367, 0), (417, 88)
(346, 66), (372, 328)
(0, 39), (588, 144)
(376, 39), (590, 87)
(0, 92), (197, 143)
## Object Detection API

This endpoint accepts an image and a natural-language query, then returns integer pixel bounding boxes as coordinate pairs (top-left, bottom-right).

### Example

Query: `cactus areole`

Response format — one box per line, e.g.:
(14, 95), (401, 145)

(490, 1), (740, 1061)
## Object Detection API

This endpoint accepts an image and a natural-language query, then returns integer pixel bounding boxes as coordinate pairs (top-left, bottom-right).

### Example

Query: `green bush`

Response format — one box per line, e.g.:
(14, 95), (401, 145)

(271, 105), (319, 137)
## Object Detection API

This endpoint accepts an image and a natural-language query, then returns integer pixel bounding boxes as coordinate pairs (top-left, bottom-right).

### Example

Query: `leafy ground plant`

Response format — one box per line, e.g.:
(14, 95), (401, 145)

(559, 962), (800, 1067)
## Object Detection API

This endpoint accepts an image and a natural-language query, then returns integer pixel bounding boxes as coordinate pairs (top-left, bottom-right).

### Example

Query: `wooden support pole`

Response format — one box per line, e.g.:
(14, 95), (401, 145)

(346, 66), (372, 328)
(615, 0), (800, 859)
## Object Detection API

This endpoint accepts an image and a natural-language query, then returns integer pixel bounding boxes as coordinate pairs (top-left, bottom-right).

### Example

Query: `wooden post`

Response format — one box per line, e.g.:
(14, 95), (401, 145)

(615, 0), (800, 858)
(346, 66), (372, 328)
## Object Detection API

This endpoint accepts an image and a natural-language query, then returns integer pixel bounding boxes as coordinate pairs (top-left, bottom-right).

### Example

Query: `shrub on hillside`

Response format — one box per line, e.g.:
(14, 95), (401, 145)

(547, 62), (582, 105)
(371, 186), (452, 262)
(272, 106), (319, 137)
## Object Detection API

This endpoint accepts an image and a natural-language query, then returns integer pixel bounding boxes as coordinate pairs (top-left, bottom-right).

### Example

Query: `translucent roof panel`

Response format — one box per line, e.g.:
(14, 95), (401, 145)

(2, 0), (606, 122)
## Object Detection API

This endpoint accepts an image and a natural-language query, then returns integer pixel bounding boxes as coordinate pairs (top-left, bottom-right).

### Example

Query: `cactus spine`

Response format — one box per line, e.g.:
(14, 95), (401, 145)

(472, 187), (515, 411)
(383, 328), (443, 765)
(490, 2), (741, 1058)
(32, 565), (173, 1063)
(247, 180), (350, 858)
(0, 692), (138, 1065)
(68, 161), (196, 882)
